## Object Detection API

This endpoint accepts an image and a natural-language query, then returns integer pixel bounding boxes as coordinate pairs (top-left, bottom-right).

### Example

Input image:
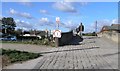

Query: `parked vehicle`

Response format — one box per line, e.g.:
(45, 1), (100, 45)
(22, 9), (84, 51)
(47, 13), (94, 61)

(0, 36), (17, 41)
(0, 38), (7, 40)
(7, 36), (17, 41)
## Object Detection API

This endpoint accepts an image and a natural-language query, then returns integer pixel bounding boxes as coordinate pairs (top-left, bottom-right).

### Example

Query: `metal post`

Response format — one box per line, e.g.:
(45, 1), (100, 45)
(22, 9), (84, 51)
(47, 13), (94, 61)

(95, 21), (97, 36)
(94, 21), (97, 43)
(57, 22), (59, 30)
(55, 37), (59, 47)
(55, 17), (60, 47)
(95, 21), (97, 33)
(55, 23), (59, 48)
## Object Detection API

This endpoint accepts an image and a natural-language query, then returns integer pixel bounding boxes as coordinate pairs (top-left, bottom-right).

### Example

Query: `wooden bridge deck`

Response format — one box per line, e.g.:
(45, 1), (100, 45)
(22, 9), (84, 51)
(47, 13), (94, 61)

(34, 37), (118, 70)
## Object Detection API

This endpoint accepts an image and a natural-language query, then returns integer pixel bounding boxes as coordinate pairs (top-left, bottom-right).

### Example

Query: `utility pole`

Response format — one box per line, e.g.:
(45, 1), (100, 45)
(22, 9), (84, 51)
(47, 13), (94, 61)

(95, 21), (97, 36)
(95, 21), (97, 33)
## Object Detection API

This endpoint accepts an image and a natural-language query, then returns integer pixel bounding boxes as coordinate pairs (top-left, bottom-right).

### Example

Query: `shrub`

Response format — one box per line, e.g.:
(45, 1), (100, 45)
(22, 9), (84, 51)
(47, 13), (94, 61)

(2, 55), (11, 67)
(1, 38), (55, 47)
(43, 38), (49, 45)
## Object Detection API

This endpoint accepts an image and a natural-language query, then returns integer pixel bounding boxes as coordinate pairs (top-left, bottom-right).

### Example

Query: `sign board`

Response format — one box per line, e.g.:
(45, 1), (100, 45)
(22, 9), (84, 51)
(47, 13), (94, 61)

(53, 30), (61, 38)
(56, 17), (60, 23)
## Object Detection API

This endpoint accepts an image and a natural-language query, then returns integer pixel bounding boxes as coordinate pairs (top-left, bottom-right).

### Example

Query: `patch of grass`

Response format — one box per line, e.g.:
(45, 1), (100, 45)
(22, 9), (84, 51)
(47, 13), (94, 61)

(83, 32), (97, 36)
(1, 49), (42, 67)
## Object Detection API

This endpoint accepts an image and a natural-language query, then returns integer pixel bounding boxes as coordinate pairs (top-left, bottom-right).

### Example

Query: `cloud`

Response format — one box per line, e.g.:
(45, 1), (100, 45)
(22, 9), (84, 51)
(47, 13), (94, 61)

(112, 19), (118, 24)
(38, 17), (55, 26)
(80, 2), (88, 6)
(39, 18), (49, 24)
(15, 19), (35, 30)
(19, 12), (33, 19)
(53, 2), (77, 13)
(15, 18), (56, 30)
(40, 10), (49, 14)
(20, 2), (32, 6)
(61, 20), (78, 30)
(89, 20), (111, 32)
(97, 19), (118, 30)
(88, 19), (118, 32)
(9, 8), (17, 15)
(19, 0), (32, 2)
(9, 8), (33, 19)
(63, 0), (88, 6)
(39, 9), (56, 18)
(38, 17), (79, 30)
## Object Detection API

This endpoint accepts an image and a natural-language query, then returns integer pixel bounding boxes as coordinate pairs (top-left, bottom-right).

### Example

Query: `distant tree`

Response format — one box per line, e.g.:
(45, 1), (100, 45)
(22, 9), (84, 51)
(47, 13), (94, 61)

(92, 32), (97, 36)
(15, 29), (23, 36)
(2, 17), (16, 35)
(23, 31), (30, 34)
(29, 29), (36, 35)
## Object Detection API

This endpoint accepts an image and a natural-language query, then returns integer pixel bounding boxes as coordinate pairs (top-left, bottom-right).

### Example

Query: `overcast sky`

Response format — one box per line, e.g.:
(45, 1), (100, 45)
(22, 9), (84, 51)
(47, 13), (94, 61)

(2, 2), (118, 33)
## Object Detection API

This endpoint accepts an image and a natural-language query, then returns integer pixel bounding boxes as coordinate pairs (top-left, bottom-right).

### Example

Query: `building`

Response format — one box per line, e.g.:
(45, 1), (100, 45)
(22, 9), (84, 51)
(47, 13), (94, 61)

(35, 31), (47, 37)
(98, 24), (120, 43)
(20, 30), (47, 40)
(100, 24), (120, 33)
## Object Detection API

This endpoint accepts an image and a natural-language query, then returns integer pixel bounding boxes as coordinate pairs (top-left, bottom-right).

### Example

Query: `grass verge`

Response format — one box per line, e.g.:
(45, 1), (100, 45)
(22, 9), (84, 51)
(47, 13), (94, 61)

(1, 49), (42, 67)
(0, 39), (55, 47)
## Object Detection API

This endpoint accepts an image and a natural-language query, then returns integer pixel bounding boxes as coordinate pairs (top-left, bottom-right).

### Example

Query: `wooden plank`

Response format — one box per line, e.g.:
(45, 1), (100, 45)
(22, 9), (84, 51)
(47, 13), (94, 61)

(68, 50), (74, 69)
(58, 52), (66, 69)
(32, 36), (118, 70)
(33, 56), (48, 69)
(79, 49), (88, 69)
(87, 49), (100, 69)
(93, 49), (112, 69)
(47, 53), (58, 69)
(42, 54), (55, 69)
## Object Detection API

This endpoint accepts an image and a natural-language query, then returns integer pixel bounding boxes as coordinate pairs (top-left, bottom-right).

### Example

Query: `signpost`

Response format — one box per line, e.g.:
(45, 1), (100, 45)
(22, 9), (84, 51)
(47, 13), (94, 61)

(54, 17), (61, 47)
(56, 17), (60, 29)
(53, 30), (61, 38)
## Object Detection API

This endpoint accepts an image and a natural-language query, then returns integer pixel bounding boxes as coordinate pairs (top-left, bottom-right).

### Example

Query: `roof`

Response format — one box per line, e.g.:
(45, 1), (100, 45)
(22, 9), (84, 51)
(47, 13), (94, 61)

(111, 24), (120, 30)
(101, 24), (120, 32)
(36, 31), (46, 36)
(111, 24), (120, 26)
